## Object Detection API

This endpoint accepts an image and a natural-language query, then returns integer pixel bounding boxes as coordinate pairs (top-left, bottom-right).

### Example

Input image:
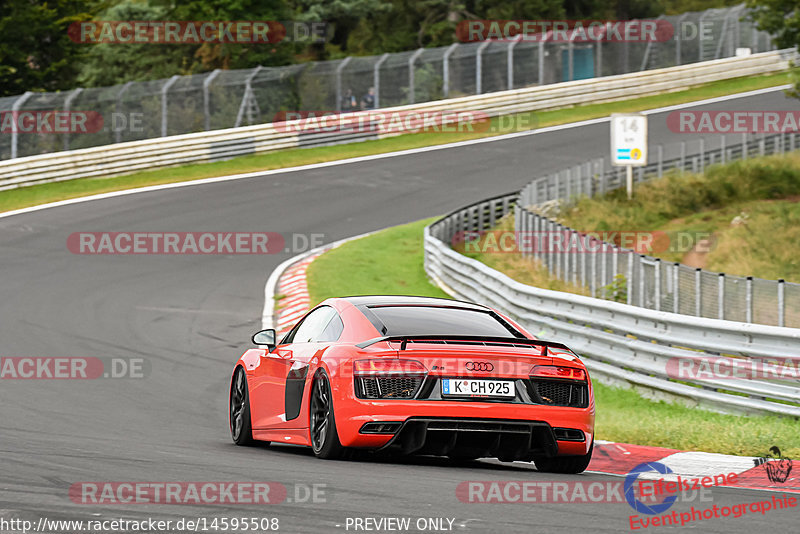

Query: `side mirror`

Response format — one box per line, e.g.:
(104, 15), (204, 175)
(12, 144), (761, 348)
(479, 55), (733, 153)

(252, 329), (277, 352)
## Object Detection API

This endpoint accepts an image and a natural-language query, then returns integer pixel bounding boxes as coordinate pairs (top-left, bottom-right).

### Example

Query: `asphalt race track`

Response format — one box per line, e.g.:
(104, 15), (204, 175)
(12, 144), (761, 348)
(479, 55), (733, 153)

(1, 89), (798, 533)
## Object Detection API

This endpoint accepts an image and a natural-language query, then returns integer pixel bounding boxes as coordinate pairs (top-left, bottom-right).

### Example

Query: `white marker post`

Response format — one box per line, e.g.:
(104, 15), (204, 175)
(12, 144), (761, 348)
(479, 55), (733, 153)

(611, 114), (648, 199)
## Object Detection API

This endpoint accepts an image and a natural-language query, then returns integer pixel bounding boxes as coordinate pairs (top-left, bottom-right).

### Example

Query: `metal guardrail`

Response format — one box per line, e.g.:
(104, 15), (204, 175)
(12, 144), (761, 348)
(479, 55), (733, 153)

(425, 195), (800, 416)
(0, 4), (771, 160)
(515, 131), (800, 328)
(0, 50), (793, 191)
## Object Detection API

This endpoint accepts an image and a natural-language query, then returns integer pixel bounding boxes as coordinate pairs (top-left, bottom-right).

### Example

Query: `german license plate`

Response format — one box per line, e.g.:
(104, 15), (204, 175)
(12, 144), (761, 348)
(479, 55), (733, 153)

(441, 379), (514, 398)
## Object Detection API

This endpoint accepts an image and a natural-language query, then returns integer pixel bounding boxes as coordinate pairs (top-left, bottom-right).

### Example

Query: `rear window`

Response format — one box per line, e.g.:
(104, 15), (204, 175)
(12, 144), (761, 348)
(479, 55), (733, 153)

(365, 305), (519, 337)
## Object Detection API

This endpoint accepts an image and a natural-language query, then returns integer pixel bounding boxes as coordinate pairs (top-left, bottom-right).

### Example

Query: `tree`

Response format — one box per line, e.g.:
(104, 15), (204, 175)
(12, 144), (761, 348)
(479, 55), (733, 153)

(78, 0), (294, 87)
(746, 0), (799, 50)
(0, 0), (98, 97)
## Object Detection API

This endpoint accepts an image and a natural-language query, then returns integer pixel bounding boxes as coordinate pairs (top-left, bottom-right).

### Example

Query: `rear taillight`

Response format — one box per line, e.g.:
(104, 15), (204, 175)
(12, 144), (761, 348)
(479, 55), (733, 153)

(530, 365), (586, 381)
(354, 359), (427, 377)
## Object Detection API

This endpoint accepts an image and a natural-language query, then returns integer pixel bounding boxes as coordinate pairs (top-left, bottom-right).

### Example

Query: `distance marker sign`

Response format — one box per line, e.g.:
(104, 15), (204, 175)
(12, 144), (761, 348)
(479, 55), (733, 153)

(611, 114), (648, 166)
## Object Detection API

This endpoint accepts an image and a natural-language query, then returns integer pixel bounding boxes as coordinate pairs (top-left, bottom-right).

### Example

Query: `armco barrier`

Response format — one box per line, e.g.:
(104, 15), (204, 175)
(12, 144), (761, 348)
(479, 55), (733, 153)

(425, 194), (800, 416)
(0, 50), (795, 191)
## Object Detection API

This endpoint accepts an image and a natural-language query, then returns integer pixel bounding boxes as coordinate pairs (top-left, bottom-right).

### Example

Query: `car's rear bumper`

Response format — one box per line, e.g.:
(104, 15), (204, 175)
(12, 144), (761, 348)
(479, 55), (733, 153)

(334, 397), (594, 457)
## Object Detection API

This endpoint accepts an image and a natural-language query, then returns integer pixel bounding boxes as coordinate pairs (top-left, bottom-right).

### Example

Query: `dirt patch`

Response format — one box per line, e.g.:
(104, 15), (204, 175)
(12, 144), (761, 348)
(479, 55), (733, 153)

(682, 236), (715, 269)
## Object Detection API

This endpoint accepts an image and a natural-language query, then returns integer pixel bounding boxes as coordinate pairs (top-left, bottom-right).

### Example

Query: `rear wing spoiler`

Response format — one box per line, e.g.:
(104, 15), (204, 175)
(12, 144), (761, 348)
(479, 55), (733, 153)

(355, 335), (574, 355)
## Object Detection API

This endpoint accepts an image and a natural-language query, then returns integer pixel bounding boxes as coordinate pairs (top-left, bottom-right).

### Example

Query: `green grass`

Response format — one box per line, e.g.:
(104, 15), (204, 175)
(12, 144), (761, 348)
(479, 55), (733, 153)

(306, 217), (450, 307)
(0, 71), (790, 215)
(454, 214), (590, 294)
(558, 152), (800, 281)
(306, 217), (800, 457)
(596, 382), (800, 458)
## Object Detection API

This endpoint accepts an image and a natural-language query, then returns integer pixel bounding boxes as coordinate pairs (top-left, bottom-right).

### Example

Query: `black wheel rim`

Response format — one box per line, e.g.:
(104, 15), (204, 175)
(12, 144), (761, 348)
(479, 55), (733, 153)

(311, 374), (330, 452)
(230, 370), (246, 440)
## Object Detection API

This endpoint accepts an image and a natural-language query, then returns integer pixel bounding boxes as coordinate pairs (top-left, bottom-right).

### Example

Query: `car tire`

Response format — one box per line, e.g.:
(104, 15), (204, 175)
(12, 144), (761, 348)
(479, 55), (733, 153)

(533, 441), (593, 474)
(310, 370), (346, 459)
(230, 367), (258, 446)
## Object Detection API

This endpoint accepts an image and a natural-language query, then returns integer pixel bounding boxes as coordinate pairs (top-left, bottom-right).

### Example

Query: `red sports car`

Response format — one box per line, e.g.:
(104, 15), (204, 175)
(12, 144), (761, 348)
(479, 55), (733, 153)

(229, 296), (595, 473)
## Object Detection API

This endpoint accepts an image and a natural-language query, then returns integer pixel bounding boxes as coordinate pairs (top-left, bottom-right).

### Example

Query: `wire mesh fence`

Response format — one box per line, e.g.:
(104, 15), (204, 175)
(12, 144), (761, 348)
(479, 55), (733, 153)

(0, 3), (774, 160)
(515, 131), (800, 327)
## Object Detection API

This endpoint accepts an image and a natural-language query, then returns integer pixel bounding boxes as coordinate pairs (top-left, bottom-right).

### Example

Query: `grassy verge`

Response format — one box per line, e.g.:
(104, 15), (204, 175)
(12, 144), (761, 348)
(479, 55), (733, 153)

(306, 218), (450, 306)
(0, 71), (789, 215)
(453, 213), (589, 295)
(558, 152), (800, 281)
(306, 217), (800, 457)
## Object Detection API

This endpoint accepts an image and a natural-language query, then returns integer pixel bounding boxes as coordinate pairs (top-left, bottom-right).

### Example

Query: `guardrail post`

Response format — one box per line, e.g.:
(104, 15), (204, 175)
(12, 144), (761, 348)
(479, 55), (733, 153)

(695, 268), (702, 317)
(564, 228), (570, 282)
(519, 210), (526, 258)
(335, 58), (352, 112)
(791, 133), (796, 152)
(600, 242), (608, 294)
(235, 66), (263, 127)
(567, 34), (574, 81)
(565, 168), (572, 201)
(746, 276), (753, 323)
(538, 37), (546, 85)
(680, 141), (686, 172)
(572, 230), (579, 284)
(673, 263), (680, 314)
(575, 165), (582, 198)
(114, 82), (133, 144)
(203, 69), (221, 131)
(742, 133), (747, 160)
(558, 223), (565, 279)
(639, 255), (646, 308)
(548, 220), (555, 273)
(676, 13), (688, 65)
(408, 48), (424, 104)
(657, 145), (663, 177)
(554, 173), (560, 202)
(612, 245), (619, 285)
(778, 279), (785, 327)
(699, 138), (705, 173)
(476, 41), (491, 94)
(581, 234), (587, 288)
(507, 35), (522, 89)
(161, 75), (180, 137)
(10, 91), (33, 158)
(654, 258), (661, 311)
(720, 135), (726, 164)
(442, 44), (458, 98)
(759, 137), (765, 156)
(626, 252), (634, 305)
(595, 35), (602, 77)
(63, 88), (83, 151)
(718, 273), (725, 320)
(590, 238), (598, 297)
(374, 53), (390, 107)
(698, 11), (709, 61)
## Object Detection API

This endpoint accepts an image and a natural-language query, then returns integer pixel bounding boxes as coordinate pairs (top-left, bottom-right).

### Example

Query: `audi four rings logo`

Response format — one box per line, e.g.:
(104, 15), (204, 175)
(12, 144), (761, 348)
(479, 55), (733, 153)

(465, 362), (493, 371)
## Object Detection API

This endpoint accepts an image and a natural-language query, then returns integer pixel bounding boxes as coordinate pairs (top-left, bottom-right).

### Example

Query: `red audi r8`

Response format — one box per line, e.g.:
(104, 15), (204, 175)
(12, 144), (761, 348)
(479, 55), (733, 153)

(229, 296), (595, 473)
